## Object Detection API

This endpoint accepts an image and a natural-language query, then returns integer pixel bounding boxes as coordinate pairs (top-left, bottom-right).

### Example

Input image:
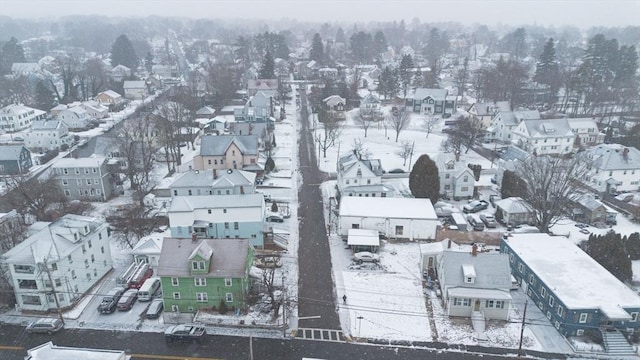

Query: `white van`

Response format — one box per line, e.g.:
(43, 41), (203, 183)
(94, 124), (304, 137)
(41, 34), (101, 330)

(137, 277), (161, 302)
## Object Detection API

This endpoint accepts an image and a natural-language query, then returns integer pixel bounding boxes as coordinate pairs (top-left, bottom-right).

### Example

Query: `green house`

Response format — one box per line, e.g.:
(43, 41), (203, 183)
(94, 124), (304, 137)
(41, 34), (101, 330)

(158, 237), (254, 313)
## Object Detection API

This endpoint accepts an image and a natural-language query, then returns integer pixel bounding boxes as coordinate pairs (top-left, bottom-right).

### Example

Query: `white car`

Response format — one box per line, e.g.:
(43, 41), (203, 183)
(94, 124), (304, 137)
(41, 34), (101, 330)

(353, 251), (380, 264)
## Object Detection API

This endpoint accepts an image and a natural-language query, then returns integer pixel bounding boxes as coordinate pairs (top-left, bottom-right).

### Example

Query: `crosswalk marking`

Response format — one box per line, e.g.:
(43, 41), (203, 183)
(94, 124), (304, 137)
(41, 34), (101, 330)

(295, 328), (345, 342)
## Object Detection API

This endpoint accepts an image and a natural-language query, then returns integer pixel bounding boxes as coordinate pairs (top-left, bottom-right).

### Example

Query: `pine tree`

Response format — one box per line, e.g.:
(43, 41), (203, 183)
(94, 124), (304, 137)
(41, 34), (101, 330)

(585, 232), (632, 282)
(335, 27), (346, 43)
(373, 31), (387, 55)
(259, 50), (275, 79)
(34, 79), (56, 111)
(399, 54), (414, 98)
(310, 33), (324, 64)
(409, 154), (439, 203)
(533, 38), (561, 100)
(377, 66), (399, 99)
(110, 34), (138, 70)
(454, 57), (469, 101)
(501, 170), (526, 199)
(264, 156), (275, 173)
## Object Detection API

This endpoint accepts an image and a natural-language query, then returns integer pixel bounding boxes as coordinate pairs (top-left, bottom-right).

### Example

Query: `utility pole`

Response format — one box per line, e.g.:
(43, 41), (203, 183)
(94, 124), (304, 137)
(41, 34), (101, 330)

(282, 272), (287, 338)
(42, 258), (65, 325)
(248, 336), (253, 360)
(518, 299), (528, 357)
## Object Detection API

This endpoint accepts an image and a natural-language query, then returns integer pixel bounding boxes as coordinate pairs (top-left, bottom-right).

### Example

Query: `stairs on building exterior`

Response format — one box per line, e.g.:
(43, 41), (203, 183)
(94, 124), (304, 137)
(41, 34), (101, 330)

(602, 329), (637, 357)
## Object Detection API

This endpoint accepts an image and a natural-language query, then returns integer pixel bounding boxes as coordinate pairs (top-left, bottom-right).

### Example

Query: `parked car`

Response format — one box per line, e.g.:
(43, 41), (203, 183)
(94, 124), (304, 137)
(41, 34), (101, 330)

(353, 251), (380, 264)
(145, 298), (164, 319)
(98, 287), (125, 314)
(26, 318), (64, 334)
(267, 215), (284, 223)
(164, 324), (206, 342)
(117, 288), (138, 311)
(579, 228), (590, 234)
(466, 214), (485, 231)
(13, 136), (24, 142)
(463, 200), (489, 213)
(479, 213), (498, 228)
(388, 168), (405, 174)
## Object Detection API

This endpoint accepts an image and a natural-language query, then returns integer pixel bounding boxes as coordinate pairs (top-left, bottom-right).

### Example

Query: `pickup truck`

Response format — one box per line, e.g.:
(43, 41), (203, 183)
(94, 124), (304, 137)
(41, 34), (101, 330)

(98, 287), (125, 314)
(164, 324), (206, 342)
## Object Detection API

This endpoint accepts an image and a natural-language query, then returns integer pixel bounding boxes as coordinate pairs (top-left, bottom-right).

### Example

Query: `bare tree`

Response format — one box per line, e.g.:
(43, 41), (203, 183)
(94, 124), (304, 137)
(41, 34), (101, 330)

(107, 204), (166, 249)
(441, 116), (480, 154)
(316, 117), (343, 158)
(3, 175), (67, 221)
(0, 212), (26, 253)
(351, 138), (372, 160)
(396, 140), (414, 166)
(352, 109), (376, 137)
(152, 101), (189, 173)
(423, 115), (437, 138)
(516, 155), (590, 233)
(388, 106), (411, 142)
(261, 267), (283, 320)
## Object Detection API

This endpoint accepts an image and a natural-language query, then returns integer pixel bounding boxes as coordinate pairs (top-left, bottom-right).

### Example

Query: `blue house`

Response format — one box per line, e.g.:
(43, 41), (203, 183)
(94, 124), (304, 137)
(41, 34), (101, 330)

(0, 145), (32, 175)
(167, 194), (265, 247)
(406, 88), (456, 116)
(501, 234), (640, 341)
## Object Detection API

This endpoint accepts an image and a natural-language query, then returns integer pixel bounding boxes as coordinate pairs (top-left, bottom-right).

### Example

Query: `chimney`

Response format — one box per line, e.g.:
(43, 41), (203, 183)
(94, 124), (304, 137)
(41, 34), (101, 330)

(455, 151), (460, 162)
(471, 243), (478, 257)
(623, 147), (629, 160)
(191, 232), (198, 242)
(213, 169), (217, 179)
(447, 239), (452, 249)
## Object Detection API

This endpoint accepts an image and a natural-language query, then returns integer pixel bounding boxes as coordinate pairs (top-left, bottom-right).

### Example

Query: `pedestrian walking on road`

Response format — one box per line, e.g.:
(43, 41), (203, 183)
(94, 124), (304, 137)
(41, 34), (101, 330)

(343, 295), (347, 304)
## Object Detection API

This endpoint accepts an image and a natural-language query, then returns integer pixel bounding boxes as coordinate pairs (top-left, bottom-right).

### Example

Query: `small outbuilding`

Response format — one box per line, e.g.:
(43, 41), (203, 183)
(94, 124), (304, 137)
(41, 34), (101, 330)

(347, 228), (380, 253)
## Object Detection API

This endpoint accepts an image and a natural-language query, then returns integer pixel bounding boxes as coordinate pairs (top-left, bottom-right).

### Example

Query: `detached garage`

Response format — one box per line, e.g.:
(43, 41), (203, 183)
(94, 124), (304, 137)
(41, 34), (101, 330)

(338, 197), (438, 241)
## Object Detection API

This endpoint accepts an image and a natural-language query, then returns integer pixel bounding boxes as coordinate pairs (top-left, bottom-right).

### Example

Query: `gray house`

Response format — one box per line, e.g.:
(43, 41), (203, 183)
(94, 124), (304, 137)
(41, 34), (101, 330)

(169, 168), (256, 197)
(0, 145), (32, 175)
(438, 248), (512, 320)
(406, 88), (456, 115)
(51, 157), (114, 201)
(234, 91), (275, 123)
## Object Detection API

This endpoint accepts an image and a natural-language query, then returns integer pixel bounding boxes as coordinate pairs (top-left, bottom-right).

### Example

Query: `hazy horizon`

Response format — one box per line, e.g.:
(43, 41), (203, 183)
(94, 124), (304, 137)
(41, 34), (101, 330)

(2, 0), (639, 29)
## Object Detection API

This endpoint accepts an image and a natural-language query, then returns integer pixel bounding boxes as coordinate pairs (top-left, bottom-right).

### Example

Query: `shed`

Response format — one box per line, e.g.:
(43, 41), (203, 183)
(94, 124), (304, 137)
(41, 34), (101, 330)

(347, 228), (380, 253)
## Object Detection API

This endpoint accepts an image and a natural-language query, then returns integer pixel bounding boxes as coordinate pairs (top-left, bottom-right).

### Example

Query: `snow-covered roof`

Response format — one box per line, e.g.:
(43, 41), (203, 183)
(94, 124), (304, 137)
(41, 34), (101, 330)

(169, 194), (263, 212)
(412, 88), (448, 101)
(170, 168), (255, 189)
(339, 197), (437, 220)
(323, 95), (345, 107)
(199, 135), (258, 156)
(347, 228), (380, 246)
(25, 341), (128, 360)
(494, 197), (531, 214)
(440, 251), (512, 291)
(158, 238), (249, 278)
(504, 234), (640, 319)
(0, 144), (28, 160)
(52, 157), (106, 168)
(132, 235), (163, 256)
(580, 143), (640, 170)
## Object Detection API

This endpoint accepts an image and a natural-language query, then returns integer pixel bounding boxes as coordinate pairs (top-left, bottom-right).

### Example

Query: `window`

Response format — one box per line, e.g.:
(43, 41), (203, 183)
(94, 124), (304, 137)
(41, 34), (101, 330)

(64, 190), (70, 196)
(173, 190), (178, 196)
(631, 312), (638, 322)
(21, 295), (41, 305)
(541, 287), (546, 298)
(453, 298), (462, 306)
(171, 305), (179, 312)
(88, 239), (92, 248)
(485, 300), (495, 308)
(192, 261), (206, 270)
(234, 222), (239, 230)
(71, 270), (77, 279)
(461, 187), (469, 192)
(579, 313), (588, 323)
(86, 273), (91, 280)
(549, 296), (554, 307)
(463, 298), (471, 306)
(226, 293), (233, 302)
(173, 292), (181, 299)
(225, 278), (232, 286)
(223, 209), (227, 213)
(171, 277), (179, 286)
(208, 209), (212, 214)
(395, 226), (403, 235)
(528, 274), (535, 285)
(86, 179), (92, 185)
(85, 259), (89, 268)
(509, 253), (514, 263)
(62, 179), (68, 186)
(351, 224), (360, 229)
(463, 175), (468, 182)
(557, 305), (564, 317)
(518, 263), (524, 273)
(68, 255), (73, 264)
(91, 254), (95, 263)
(196, 293), (208, 302)
(495, 301), (505, 309)
(576, 329), (585, 336)
(194, 277), (206, 286)
(224, 222), (229, 229)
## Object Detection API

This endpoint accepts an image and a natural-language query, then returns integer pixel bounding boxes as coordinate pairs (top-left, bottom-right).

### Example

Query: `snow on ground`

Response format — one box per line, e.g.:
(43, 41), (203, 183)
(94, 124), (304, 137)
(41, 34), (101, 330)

(314, 108), (492, 176)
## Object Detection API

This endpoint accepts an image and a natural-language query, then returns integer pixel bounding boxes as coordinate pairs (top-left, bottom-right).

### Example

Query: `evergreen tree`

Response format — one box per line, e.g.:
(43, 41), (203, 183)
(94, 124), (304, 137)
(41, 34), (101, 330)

(259, 50), (275, 79)
(34, 79), (56, 111)
(271, 201), (279, 212)
(377, 66), (399, 99)
(349, 31), (374, 64)
(409, 154), (439, 203)
(533, 38), (561, 100)
(501, 170), (526, 199)
(144, 51), (154, 73)
(398, 54), (414, 98)
(625, 232), (640, 260)
(310, 33), (324, 64)
(264, 156), (275, 173)
(373, 31), (387, 55)
(110, 34), (138, 70)
(335, 27), (346, 43)
(585, 232), (632, 282)
(454, 57), (470, 101)
(0, 37), (26, 74)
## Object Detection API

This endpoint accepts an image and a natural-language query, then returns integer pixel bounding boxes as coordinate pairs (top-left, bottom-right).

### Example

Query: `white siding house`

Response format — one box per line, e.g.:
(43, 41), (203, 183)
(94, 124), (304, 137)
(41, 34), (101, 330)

(510, 118), (575, 156)
(578, 144), (640, 193)
(0, 215), (112, 312)
(435, 153), (475, 200)
(0, 104), (46, 132)
(25, 120), (73, 151)
(338, 197), (438, 240)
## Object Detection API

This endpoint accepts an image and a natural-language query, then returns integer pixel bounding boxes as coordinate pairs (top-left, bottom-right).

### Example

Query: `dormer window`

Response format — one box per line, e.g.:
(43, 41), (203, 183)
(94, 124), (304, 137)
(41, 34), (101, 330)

(191, 261), (206, 271)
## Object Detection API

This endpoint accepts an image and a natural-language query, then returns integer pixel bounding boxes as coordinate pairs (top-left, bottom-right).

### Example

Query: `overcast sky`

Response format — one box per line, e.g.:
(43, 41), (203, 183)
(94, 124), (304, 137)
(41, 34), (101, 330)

(1, 0), (639, 28)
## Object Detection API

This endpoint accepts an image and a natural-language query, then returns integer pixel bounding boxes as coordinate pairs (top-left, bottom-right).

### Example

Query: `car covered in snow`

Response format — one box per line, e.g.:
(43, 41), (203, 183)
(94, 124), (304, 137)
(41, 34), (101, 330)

(164, 324), (206, 342)
(463, 200), (489, 213)
(353, 251), (380, 264)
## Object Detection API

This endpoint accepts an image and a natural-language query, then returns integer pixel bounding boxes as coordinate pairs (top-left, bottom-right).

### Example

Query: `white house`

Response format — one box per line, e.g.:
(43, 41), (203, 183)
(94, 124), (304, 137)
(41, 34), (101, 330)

(123, 81), (148, 100)
(359, 94), (382, 117)
(468, 101), (511, 131)
(488, 109), (540, 143)
(95, 90), (124, 106)
(494, 197), (535, 226)
(579, 144), (640, 193)
(338, 197), (438, 240)
(0, 104), (46, 132)
(81, 100), (109, 120)
(435, 152), (475, 200)
(0, 215), (112, 312)
(510, 118), (575, 156)
(56, 106), (91, 130)
(567, 118), (605, 148)
(132, 234), (163, 267)
(337, 152), (393, 198)
(25, 120), (73, 151)
(438, 248), (512, 320)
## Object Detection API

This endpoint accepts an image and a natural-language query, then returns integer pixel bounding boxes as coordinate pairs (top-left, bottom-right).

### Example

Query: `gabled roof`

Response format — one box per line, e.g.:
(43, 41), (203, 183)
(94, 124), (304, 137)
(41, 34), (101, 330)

(97, 90), (122, 99)
(189, 241), (214, 260)
(0, 145), (28, 161)
(170, 169), (255, 189)
(470, 101), (510, 116)
(495, 197), (531, 214)
(515, 118), (573, 139)
(199, 135), (259, 156)
(435, 153), (474, 178)
(31, 120), (64, 131)
(196, 106), (216, 116)
(570, 192), (605, 211)
(132, 235), (163, 255)
(123, 80), (146, 89)
(496, 110), (540, 126)
(158, 238), (250, 278)
(169, 194), (264, 212)
(500, 145), (530, 162)
(0, 104), (45, 117)
(361, 94), (381, 104)
(247, 79), (278, 90)
(581, 144), (640, 170)
(440, 251), (512, 290)
(413, 88), (448, 101)
(323, 95), (345, 107)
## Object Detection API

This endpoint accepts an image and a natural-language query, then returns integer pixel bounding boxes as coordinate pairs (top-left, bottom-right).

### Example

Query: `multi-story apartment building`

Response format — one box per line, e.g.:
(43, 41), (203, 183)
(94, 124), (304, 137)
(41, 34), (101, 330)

(51, 157), (114, 201)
